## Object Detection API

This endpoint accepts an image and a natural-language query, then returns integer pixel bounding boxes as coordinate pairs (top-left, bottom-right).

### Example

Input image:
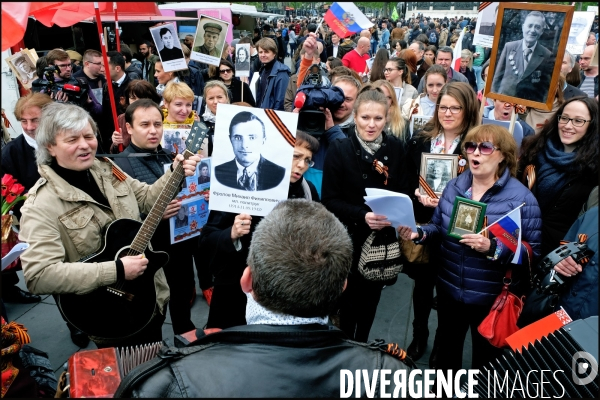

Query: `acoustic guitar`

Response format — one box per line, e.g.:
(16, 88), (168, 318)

(57, 121), (209, 340)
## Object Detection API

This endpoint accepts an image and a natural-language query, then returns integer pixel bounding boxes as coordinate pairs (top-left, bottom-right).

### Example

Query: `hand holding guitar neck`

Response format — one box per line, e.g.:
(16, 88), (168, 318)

(122, 255), (149, 280)
(172, 153), (202, 176)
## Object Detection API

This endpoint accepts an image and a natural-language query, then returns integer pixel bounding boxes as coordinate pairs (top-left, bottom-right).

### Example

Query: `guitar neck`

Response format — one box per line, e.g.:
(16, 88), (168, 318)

(130, 150), (194, 253)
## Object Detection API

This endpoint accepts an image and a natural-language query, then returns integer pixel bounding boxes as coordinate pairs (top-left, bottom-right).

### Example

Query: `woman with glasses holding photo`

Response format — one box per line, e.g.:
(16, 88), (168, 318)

(398, 124), (542, 374)
(519, 96), (598, 256)
(400, 81), (478, 368)
(214, 59), (256, 107)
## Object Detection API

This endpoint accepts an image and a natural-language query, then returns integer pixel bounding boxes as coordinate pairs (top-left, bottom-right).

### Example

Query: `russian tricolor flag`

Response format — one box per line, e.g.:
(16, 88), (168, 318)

(323, 2), (374, 39)
(488, 207), (522, 264)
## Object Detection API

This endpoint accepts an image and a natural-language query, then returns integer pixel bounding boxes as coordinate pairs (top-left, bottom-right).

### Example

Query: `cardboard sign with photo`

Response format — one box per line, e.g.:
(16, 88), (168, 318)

(209, 104), (299, 217)
(566, 11), (596, 55)
(473, 2), (499, 48)
(169, 197), (210, 244)
(163, 157), (211, 202)
(6, 50), (38, 89)
(162, 125), (191, 156)
(410, 114), (433, 137)
(150, 23), (187, 72)
(485, 3), (574, 111)
(235, 43), (251, 77)
(191, 15), (231, 67)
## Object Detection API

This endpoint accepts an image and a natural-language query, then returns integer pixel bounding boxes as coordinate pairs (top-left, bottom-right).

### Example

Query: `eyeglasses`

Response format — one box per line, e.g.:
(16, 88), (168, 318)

(437, 105), (463, 114)
(557, 115), (590, 127)
(383, 68), (399, 73)
(293, 153), (314, 167)
(87, 61), (103, 66)
(219, 68), (232, 74)
(464, 141), (499, 155)
(54, 63), (72, 69)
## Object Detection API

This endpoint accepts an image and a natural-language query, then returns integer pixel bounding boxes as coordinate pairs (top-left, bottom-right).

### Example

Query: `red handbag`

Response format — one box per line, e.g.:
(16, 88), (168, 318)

(478, 269), (525, 348)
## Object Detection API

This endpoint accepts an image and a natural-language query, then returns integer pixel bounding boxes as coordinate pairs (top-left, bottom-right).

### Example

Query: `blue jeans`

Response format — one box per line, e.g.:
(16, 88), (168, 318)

(370, 40), (378, 57)
(473, 65), (484, 91)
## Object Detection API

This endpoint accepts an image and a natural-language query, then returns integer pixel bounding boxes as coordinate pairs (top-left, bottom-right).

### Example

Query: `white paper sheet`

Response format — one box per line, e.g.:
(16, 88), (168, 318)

(364, 188), (417, 233)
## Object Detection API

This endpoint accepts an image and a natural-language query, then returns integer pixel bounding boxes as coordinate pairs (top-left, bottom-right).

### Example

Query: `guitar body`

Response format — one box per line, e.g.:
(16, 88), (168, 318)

(56, 218), (169, 340)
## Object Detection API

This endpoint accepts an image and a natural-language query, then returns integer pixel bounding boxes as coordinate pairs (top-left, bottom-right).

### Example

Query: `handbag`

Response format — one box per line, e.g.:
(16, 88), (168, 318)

(400, 239), (429, 264)
(358, 226), (403, 281)
(477, 269), (525, 348)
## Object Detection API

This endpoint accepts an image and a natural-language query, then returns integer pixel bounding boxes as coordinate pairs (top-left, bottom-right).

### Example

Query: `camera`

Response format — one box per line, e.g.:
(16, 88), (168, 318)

(32, 66), (89, 107)
(294, 63), (345, 137)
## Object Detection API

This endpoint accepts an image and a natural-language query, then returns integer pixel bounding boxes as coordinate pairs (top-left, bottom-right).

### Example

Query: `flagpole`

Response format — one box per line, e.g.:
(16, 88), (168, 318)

(477, 203), (526, 235)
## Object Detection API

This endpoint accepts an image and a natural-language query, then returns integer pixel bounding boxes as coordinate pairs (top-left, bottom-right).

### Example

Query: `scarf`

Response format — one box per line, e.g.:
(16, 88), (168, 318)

(355, 128), (383, 155)
(535, 135), (578, 209)
(202, 107), (217, 123)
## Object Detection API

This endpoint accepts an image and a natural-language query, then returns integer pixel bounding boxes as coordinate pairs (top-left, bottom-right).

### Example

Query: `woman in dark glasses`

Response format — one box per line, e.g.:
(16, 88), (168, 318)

(519, 96), (598, 256)
(215, 59), (256, 107)
(398, 124), (542, 374)
(401, 81), (479, 367)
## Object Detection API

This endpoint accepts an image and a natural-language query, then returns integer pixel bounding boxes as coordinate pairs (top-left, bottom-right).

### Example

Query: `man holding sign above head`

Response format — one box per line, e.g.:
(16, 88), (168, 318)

(195, 22), (222, 57)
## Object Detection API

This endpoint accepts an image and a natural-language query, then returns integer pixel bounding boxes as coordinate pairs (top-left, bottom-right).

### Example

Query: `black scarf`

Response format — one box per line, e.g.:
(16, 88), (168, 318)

(50, 159), (109, 207)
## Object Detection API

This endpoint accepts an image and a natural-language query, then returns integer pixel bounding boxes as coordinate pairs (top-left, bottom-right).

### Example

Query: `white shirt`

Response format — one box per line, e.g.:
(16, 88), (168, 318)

(113, 72), (126, 87)
(245, 293), (329, 326)
(236, 159), (259, 185)
(23, 131), (38, 150)
(332, 44), (339, 58)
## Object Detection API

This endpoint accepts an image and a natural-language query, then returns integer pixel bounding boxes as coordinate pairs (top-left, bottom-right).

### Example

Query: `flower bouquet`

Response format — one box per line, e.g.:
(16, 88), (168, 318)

(1, 174), (27, 271)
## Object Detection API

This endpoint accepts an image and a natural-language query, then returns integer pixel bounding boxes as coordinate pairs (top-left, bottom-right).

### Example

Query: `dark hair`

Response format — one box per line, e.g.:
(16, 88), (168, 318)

(520, 96), (598, 174)
(247, 200), (352, 317)
(327, 56), (343, 69)
(120, 44), (133, 63)
(36, 56), (48, 77)
(436, 46), (453, 60)
(229, 111), (265, 138)
(159, 27), (171, 38)
(388, 57), (410, 83)
(238, 36), (253, 46)
(46, 49), (70, 65)
(566, 63), (581, 87)
(236, 46), (249, 60)
(416, 33), (429, 45)
(140, 40), (153, 49)
(107, 51), (125, 70)
(398, 39), (408, 50)
(370, 48), (390, 82)
(126, 79), (161, 104)
(429, 22), (435, 29)
(124, 98), (164, 126)
(296, 130), (319, 154)
(412, 41), (425, 52)
(199, 161), (209, 170)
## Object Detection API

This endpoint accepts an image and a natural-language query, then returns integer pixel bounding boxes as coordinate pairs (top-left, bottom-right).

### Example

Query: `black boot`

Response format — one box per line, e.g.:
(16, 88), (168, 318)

(429, 341), (440, 369)
(67, 323), (90, 348)
(406, 328), (429, 361)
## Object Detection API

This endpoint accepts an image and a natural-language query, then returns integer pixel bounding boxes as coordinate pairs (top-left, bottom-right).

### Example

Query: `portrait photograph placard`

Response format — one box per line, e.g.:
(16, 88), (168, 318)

(163, 157), (211, 203)
(419, 153), (458, 197)
(473, 2), (499, 48)
(161, 124), (191, 155)
(410, 114), (433, 137)
(6, 50), (38, 89)
(209, 104), (299, 217)
(447, 197), (487, 240)
(150, 23), (187, 72)
(485, 3), (574, 110)
(235, 43), (251, 77)
(169, 197), (210, 244)
(191, 15), (231, 67)
(566, 11), (596, 55)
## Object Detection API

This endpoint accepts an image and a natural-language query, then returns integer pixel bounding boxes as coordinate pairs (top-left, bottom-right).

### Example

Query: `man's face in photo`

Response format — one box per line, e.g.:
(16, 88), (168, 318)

(161, 31), (174, 49)
(204, 31), (219, 50)
(238, 49), (247, 62)
(230, 120), (265, 167)
(522, 14), (545, 46)
(15, 59), (32, 74)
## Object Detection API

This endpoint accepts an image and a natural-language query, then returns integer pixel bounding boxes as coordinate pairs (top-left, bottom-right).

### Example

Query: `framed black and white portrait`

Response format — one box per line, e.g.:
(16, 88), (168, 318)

(150, 23), (187, 72)
(419, 153), (459, 197)
(447, 197), (487, 240)
(486, 3), (574, 110)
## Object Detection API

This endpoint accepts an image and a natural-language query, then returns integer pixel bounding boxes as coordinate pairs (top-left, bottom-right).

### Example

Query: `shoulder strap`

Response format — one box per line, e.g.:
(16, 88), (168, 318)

(301, 178), (312, 201)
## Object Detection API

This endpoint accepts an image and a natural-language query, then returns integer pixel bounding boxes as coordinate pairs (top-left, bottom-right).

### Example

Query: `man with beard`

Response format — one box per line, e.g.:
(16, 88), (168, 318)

(138, 41), (159, 86)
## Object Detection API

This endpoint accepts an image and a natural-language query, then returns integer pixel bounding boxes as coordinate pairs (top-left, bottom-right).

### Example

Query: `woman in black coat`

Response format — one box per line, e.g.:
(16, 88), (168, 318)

(322, 90), (410, 342)
(214, 59), (256, 107)
(518, 96), (598, 256)
(198, 132), (319, 329)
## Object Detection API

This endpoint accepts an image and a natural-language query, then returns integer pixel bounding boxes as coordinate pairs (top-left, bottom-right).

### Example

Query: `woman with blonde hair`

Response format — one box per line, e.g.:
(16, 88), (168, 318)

(459, 49), (477, 92)
(370, 80), (408, 141)
(201, 80), (230, 156)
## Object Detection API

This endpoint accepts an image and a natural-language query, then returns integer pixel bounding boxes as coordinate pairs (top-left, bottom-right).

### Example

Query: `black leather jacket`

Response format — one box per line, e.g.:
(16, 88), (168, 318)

(123, 324), (413, 398)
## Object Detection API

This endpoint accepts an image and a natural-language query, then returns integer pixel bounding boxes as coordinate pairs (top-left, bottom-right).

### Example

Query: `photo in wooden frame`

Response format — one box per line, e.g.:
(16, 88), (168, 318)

(447, 197), (487, 240)
(419, 153), (459, 197)
(485, 3), (574, 111)
(5, 50), (38, 89)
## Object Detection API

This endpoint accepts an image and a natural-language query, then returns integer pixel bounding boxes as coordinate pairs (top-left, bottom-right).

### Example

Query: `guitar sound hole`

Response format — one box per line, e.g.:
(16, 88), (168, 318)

(116, 247), (140, 260)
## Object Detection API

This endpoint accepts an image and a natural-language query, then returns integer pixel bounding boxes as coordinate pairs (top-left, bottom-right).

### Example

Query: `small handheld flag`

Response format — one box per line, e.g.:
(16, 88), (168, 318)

(480, 204), (525, 264)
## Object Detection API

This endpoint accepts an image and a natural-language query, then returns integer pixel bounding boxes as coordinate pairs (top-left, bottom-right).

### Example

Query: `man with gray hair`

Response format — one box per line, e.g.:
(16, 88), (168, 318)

(120, 199), (413, 398)
(560, 49), (587, 100)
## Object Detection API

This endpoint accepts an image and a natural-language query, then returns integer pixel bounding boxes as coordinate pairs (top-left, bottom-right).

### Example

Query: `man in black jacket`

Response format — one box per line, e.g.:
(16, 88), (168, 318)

(123, 200), (413, 398)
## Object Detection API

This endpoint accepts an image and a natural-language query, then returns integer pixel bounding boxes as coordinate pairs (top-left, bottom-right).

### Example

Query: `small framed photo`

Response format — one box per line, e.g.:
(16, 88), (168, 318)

(447, 197), (487, 240)
(486, 3), (574, 111)
(410, 114), (432, 137)
(5, 50), (38, 89)
(191, 15), (230, 67)
(419, 153), (458, 197)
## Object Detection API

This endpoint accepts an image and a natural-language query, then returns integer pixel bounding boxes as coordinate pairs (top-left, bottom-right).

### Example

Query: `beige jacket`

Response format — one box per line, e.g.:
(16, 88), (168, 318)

(19, 159), (170, 313)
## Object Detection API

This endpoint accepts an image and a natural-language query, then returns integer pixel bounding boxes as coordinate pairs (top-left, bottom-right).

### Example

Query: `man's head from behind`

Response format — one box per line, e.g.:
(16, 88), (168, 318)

(229, 111), (266, 167)
(243, 199), (352, 318)
(357, 37), (371, 56)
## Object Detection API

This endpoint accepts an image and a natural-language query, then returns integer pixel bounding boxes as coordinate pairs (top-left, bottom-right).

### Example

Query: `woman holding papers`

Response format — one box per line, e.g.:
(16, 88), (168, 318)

(322, 90), (410, 343)
(401, 81), (478, 366)
(398, 124), (542, 374)
(518, 96), (598, 256)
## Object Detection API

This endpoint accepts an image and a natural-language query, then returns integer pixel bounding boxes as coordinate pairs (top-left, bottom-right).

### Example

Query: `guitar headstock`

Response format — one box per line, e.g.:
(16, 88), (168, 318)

(184, 120), (209, 156)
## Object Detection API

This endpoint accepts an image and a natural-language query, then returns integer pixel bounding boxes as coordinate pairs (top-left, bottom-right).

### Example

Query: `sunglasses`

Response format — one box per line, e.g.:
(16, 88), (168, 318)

(464, 141), (499, 155)
(219, 68), (232, 74)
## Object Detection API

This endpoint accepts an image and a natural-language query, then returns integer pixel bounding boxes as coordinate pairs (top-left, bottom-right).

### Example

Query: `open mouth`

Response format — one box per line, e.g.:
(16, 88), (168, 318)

(472, 159), (481, 167)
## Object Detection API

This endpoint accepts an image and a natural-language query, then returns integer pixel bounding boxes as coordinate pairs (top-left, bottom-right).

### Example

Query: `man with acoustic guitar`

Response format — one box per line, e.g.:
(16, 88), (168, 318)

(18, 102), (201, 348)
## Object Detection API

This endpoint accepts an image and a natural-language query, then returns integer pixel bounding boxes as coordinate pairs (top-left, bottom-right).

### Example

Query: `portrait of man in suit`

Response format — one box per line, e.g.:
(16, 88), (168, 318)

(156, 26), (184, 62)
(214, 111), (286, 191)
(491, 10), (554, 103)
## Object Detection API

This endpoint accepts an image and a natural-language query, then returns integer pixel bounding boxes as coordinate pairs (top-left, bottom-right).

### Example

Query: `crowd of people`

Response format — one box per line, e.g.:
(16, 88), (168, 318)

(1, 8), (599, 397)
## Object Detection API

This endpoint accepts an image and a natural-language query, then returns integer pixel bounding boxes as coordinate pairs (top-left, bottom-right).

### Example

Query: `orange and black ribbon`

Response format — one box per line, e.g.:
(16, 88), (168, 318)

(457, 155), (467, 174)
(1, 109), (11, 128)
(481, 216), (489, 239)
(418, 175), (438, 199)
(373, 159), (389, 185)
(264, 109), (295, 147)
(479, 2), (493, 12)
